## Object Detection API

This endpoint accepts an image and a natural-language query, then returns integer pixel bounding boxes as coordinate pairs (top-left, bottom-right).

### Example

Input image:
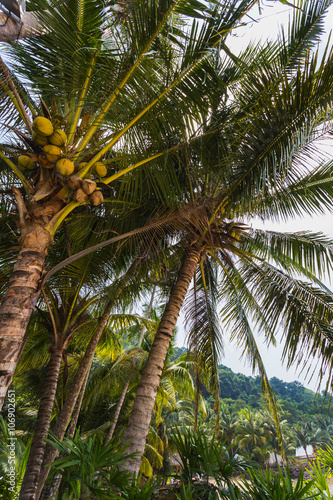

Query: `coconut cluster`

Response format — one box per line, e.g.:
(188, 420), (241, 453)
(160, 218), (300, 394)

(18, 116), (74, 176)
(68, 176), (104, 205)
(17, 116), (106, 206)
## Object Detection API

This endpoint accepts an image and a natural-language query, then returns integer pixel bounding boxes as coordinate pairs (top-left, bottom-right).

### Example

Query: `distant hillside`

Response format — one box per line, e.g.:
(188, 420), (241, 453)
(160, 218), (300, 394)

(172, 347), (333, 423)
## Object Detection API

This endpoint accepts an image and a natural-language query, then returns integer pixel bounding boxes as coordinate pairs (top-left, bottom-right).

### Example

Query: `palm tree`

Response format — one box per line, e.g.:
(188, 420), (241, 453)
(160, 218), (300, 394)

(293, 421), (313, 460)
(120, 0), (333, 474)
(0, 0), (254, 412)
(218, 401), (238, 454)
(234, 408), (269, 461)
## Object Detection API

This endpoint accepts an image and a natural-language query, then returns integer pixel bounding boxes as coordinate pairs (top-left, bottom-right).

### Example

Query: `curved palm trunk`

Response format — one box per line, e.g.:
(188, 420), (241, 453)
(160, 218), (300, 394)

(121, 246), (201, 475)
(104, 380), (130, 445)
(35, 300), (115, 499)
(104, 286), (156, 446)
(36, 262), (140, 499)
(43, 371), (89, 500)
(19, 346), (63, 500)
(0, 222), (52, 412)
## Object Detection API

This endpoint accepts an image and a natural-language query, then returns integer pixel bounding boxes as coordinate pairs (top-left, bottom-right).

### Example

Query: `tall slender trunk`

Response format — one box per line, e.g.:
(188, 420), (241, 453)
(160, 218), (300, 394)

(35, 300), (115, 499)
(194, 371), (200, 432)
(104, 285), (156, 446)
(36, 263), (140, 499)
(43, 372), (89, 500)
(0, 223), (52, 412)
(19, 346), (63, 500)
(104, 380), (130, 445)
(121, 246), (201, 475)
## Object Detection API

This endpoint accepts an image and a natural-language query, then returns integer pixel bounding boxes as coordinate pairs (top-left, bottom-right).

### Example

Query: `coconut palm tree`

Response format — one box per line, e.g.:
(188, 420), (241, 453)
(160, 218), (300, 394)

(293, 421), (313, 460)
(120, 0), (333, 474)
(234, 408), (269, 462)
(0, 0), (255, 414)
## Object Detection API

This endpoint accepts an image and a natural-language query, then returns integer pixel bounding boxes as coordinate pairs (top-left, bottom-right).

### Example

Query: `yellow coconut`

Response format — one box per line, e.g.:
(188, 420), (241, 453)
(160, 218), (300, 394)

(18, 155), (36, 170)
(32, 132), (49, 146)
(43, 145), (62, 163)
(38, 154), (53, 169)
(93, 162), (107, 177)
(32, 117), (54, 137)
(49, 129), (67, 147)
(56, 158), (75, 176)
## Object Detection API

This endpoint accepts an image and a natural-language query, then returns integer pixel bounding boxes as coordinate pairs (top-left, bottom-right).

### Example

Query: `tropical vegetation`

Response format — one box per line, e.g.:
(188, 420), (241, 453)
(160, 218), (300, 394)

(2, 0), (333, 498)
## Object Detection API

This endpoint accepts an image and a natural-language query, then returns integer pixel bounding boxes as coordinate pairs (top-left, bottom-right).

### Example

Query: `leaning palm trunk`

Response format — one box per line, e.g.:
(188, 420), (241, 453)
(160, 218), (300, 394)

(104, 286), (156, 445)
(36, 262), (140, 499)
(104, 380), (130, 446)
(19, 346), (63, 500)
(121, 246), (202, 475)
(0, 191), (56, 411)
(43, 372), (89, 500)
(35, 298), (118, 499)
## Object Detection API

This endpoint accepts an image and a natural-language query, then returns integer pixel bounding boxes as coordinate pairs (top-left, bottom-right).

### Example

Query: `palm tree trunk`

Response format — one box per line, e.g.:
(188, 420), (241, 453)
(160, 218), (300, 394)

(67, 370), (89, 438)
(35, 300), (115, 499)
(36, 261), (140, 499)
(121, 246), (201, 475)
(194, 371), (200, 432)
(0, 220), (52, 412)
(0, 12), (43, 42)
(104, 380), (130, 445)
(104, 285), (156, 446)
(43, 372), (89, 500)
(19, 346), (63, 500)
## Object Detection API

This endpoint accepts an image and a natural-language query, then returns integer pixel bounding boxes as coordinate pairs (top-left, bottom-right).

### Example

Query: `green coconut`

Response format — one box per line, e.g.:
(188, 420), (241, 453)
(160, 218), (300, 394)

(18, 155), (36, 170)
(49, 129), (67, 147)
(56, 158), (75, 176)
(93, 162), (107, 177)
(43, 145), (62, 163)
(32, 117), (54, 137)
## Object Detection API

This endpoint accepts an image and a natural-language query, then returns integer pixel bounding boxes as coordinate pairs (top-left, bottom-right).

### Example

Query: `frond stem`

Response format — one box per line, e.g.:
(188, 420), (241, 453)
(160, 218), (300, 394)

(76, 0), (182, 152)
(46, 201), (82, 236)
(0, 55), (32, 133)
(0, 151), (31, 193)
(68, 50), (98, 144)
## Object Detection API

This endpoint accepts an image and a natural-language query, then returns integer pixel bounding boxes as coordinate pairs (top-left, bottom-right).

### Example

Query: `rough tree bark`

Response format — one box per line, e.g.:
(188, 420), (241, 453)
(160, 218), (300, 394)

(121, 246), (202, 475)
(0, 188), (62, 412)
(0, 12), (43, 41)
(104, 285), (156, 445)
(19, 345), (64, 500)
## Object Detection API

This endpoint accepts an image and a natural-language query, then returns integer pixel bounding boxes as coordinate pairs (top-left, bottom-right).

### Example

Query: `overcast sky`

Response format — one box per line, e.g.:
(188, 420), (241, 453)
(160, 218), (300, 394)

(176, 1), (333, 393)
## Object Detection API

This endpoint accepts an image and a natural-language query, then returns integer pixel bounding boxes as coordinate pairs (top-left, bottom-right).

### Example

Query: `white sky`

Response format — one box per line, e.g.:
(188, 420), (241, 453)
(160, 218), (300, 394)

(176, 1), (333, 393)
